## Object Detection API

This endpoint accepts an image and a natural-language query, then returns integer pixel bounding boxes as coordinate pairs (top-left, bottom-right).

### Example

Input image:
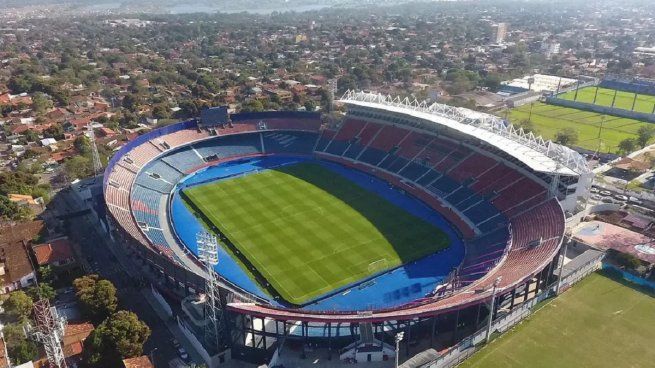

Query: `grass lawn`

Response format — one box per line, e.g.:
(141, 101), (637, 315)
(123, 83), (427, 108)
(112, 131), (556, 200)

(183, 162), (449, 305)
(508, 102), (654, 153)
(559, 86), (655, 114)
(460, 272), (655, 368)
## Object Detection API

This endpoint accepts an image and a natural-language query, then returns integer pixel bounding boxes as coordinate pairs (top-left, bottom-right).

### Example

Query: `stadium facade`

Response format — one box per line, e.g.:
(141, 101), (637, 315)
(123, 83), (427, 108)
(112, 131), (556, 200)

(103, 91), (592, 364)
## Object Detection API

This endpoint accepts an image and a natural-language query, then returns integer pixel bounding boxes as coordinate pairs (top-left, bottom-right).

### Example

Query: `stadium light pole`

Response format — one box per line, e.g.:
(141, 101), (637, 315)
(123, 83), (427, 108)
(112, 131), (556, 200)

(555, 235), (571, 295)
(395, 331), (404, 368)
(485, 277), (502, 344)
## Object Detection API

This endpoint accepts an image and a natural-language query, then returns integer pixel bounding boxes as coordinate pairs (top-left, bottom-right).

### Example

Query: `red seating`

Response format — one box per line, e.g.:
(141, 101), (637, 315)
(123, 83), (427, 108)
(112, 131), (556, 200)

(396, 132), (433, 158)
(367, 125), (410, 151)
(357, 123), (382, 146)
(492, 179), (547, 212)
(334, 119), (367, 140)
(449, 153), (497, 182)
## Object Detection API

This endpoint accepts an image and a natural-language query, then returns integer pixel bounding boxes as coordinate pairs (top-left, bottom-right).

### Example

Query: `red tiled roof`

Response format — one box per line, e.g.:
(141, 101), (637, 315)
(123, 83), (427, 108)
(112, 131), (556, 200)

(32, 238), (74, 266)
(122, 356), (154, 368)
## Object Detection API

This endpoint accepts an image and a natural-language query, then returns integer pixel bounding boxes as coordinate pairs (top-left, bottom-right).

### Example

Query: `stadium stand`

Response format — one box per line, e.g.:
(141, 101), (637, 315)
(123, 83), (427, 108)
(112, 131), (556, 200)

(104, 105), (570, 328)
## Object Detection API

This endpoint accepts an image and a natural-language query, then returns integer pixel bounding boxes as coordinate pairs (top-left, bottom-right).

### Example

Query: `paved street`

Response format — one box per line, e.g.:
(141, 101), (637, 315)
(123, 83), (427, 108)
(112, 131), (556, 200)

(52, 187), (187, 367)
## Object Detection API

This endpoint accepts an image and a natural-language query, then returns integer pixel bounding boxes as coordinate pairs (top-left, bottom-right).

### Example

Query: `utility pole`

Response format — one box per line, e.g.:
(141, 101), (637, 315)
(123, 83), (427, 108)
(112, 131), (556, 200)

(395, 331), (404, 368)
(555, 236), (571, 295)
(485, 277), (502, 344)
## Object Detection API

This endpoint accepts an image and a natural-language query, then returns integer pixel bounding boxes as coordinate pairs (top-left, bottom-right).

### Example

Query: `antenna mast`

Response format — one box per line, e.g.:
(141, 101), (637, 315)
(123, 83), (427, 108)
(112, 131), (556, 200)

(26, 299), (67, 368)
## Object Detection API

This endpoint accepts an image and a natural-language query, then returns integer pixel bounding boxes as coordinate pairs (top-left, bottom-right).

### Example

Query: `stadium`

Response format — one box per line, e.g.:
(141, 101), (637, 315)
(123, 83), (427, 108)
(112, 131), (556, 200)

(102, 91), (593, 364)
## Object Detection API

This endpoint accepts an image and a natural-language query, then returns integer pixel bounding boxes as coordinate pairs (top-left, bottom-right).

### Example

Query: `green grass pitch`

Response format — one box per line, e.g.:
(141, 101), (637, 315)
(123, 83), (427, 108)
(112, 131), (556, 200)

(559, 86), (655, 114)
(508, 102), (654, 153)
(183, 162), (450, 305)
(460, 272), (655, 368)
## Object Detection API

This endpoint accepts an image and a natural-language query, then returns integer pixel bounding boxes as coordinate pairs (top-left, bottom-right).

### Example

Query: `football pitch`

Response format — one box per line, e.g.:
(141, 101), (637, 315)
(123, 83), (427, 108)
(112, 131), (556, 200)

(508, 102), (653, 152)
(183, 162), (450, 305)
(559, 86), (655, 114)
(460, 272), (655, 368)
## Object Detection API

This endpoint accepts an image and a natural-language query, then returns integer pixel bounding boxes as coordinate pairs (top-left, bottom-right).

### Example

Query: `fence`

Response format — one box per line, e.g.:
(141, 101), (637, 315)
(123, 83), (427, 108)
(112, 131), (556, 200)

(544, 96), (655, 123)
(420, 252), (604, 368)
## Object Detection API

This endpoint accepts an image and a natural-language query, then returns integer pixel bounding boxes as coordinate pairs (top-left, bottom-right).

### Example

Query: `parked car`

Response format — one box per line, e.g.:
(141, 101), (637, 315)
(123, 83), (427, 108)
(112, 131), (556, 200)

(177, 347), (190, 362)
(590, 187), (599, 193)
(599, 190), (612, 196)
(628, 196), (642, 205)
(614, 194), (628, 201)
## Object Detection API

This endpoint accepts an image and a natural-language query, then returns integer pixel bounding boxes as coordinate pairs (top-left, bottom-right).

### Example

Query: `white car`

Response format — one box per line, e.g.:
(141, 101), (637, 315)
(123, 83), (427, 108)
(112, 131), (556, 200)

(599, 190), (612, 196)
(590, 187), (599, 193)
(614, 194), (628, 201)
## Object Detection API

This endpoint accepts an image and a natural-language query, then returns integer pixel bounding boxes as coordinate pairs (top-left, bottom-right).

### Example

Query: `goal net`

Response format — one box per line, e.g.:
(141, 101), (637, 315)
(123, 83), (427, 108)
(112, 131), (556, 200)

(368, 258), (389, 274)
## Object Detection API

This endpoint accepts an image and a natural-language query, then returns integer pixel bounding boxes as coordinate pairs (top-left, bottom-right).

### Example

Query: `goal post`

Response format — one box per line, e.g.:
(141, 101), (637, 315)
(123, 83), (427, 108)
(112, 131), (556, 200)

(368, 258), (388, 274)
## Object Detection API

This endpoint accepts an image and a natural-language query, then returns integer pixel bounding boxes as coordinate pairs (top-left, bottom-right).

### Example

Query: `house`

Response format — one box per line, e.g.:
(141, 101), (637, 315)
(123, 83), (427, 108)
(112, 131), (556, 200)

(122, 356), (154, 368)
(8, 194), (45, 215)
(63, 321), (95, 366)
(32, 237), (76, 267)
(32, 321), (95, 368)
(0, 221), (44, 294)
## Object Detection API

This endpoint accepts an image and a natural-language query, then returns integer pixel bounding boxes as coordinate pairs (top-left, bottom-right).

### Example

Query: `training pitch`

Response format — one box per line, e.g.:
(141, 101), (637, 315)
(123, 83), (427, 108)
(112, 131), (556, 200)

(183, 162), (450, 305)
(460, 272), (655, 368)
(559, 86), (655, 114)
(508, 102), (653, 152)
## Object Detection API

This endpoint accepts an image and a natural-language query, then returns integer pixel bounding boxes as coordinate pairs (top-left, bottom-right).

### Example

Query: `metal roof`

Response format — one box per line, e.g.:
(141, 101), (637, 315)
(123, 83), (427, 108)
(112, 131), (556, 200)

(339, 91), (591, 176)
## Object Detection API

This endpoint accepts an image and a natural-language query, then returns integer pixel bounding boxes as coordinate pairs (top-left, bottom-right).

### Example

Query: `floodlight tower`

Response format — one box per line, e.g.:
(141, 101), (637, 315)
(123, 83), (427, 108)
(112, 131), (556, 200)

(26, 299), (67, 368)
(197, 231), (225, 349)
(327, 78), (337, 112)
(86, 123), (103, 177)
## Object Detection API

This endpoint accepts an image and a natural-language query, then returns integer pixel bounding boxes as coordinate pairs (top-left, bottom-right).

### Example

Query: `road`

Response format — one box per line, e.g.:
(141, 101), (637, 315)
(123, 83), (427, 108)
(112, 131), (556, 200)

(52, 188), (180, 367)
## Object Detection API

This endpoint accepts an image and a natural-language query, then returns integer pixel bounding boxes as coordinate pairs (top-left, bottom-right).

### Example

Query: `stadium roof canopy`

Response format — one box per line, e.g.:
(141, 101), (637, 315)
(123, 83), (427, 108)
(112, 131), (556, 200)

(339, 91), (591, 176)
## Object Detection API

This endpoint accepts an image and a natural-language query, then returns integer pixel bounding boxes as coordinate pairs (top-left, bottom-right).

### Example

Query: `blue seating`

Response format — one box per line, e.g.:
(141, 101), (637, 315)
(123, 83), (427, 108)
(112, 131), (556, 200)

(398, 162), (429, 181)
(447, 187), (475, 206)
(162, 148), (204, 173)
(146, 161), (184, 183)
(145, 228), (168, 246)
(358, 147), (387, 166)
(431, 176), (460, 195)
(463, 201), (499, 224)
(385, 156), (409, 173)
(416, 169), (440, 186)
(325, 139), (348, 156)
(342, 142), (366, 160)
(193, 133), (262, 159)
(263, 131), (318, 154)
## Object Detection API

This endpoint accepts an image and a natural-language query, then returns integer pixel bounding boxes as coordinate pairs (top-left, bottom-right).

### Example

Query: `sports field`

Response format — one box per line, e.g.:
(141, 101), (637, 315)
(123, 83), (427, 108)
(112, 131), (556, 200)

(183, 162), (449, 305)
(460, 272), (655, 368)
(559, 86), (655, 114)
(508, 102), (653, 152)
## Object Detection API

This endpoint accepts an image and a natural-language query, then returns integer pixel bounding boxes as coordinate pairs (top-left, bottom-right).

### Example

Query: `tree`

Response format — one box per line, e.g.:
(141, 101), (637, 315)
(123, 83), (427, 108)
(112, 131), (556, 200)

(152, 104), (170, 119)
(74, 135), (91, 155)
(4, 291), (33, 321)
(241, 99), (264, 113)
(3, 323), (38, 365)
(555, 128), (578, 146)
(83, 311), (151, 368)
(515, 119), (537, 134)
(121, 94), (140, 112)
(26, 283), (55, 301)
(618, 138), (637, 155)
(74, 275), (118, 321)
(304, 99), (316, 112)
(64, 156), (93, 180)
(0, 195), (32, 221)
(636, 126), (655, 148)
